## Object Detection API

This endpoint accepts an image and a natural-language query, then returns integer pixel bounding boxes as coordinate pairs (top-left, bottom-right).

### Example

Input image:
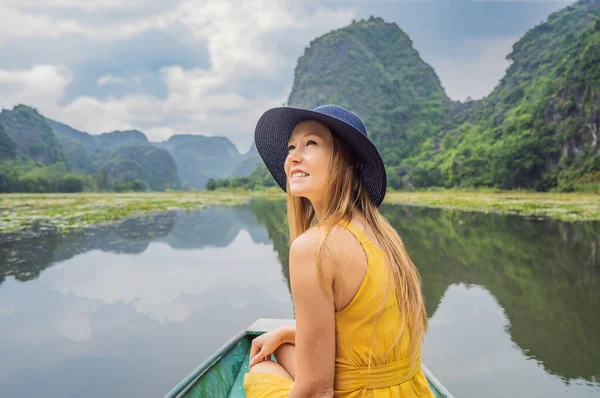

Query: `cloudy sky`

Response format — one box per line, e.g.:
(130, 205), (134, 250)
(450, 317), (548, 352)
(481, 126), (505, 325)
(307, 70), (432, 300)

(0, 0), (574, 152)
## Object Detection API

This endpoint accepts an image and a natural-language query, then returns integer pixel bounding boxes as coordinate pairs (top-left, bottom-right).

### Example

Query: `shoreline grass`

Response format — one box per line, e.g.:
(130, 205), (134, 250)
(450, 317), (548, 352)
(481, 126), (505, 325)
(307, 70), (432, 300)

(385, 190), (600, 222)
(0, 191), (254, 234)
(1, 189), (598, 235)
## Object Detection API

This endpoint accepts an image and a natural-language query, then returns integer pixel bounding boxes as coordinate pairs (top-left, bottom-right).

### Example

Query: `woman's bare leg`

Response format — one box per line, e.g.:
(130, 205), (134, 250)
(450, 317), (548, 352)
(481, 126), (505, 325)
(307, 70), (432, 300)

(247, 344), (296, 381)
(273, 343), (296, 380)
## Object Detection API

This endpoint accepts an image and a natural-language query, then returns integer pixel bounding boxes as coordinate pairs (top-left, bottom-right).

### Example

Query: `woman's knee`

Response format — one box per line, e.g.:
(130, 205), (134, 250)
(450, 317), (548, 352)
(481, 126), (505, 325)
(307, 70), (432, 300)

(248, 359), (293, 381)
(248, 359), (274, 373)
(274, 343), (295, 357)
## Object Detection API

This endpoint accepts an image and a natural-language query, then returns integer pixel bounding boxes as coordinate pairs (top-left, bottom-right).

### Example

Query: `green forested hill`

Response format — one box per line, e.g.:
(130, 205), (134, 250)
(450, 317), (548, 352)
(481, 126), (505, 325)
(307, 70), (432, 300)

(46, 118), (98, 153)
(288, 16), (449, 183)
(283, 0), (599, 192)
(102, 143), (180, 191)
(0, 105), (181, 192)
(0, 105), (66, 166)
(96, 130), (149, 151)
(408, 0), (600, 191)
(156, 134), (244, 189)
(53, 134), (96, 173)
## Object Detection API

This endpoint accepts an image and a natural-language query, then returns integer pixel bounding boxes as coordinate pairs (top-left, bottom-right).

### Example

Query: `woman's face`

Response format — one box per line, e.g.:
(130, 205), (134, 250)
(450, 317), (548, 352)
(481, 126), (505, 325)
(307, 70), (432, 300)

(284, 120), (334, 202)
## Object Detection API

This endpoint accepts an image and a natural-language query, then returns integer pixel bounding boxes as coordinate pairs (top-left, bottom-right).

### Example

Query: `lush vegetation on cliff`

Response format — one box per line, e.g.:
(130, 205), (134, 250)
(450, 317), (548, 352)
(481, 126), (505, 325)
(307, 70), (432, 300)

(407, 0), (600, 192)
(288, 15), (449, 189)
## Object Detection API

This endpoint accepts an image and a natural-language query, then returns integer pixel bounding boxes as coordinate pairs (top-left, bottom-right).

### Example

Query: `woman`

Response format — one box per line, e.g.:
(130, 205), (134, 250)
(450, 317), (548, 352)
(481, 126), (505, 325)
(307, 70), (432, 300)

(243, 104), (433, 398)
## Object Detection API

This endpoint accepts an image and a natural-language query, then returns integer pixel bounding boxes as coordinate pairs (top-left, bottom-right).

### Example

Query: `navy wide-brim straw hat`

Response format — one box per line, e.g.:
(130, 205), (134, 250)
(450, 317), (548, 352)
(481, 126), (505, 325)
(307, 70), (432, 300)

(254, 104), (387, 207)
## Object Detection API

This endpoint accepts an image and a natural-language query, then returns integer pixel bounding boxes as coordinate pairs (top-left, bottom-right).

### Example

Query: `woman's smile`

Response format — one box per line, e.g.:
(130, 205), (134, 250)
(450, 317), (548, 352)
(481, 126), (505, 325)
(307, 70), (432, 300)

(290, 170), (310, 179)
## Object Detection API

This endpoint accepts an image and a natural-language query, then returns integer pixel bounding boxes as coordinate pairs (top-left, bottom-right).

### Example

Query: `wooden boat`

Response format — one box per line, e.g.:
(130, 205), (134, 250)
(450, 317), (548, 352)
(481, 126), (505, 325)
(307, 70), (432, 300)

(164, 318), (454, 398)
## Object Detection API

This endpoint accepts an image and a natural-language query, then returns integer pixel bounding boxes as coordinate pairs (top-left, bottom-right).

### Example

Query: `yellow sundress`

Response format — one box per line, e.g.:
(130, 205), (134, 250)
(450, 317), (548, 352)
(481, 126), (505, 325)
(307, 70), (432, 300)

(244, 221), (434, 397)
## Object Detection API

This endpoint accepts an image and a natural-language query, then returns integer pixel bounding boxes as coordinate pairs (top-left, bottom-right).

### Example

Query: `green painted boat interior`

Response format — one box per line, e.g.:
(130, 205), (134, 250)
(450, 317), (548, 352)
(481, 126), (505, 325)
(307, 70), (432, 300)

(178, 334), (449, 398)
(180, 337), (251, 398)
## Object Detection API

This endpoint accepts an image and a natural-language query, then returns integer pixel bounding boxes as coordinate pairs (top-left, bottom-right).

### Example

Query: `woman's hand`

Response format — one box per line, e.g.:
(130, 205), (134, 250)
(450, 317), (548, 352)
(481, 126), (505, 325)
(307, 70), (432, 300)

(249, 328), (285, 367)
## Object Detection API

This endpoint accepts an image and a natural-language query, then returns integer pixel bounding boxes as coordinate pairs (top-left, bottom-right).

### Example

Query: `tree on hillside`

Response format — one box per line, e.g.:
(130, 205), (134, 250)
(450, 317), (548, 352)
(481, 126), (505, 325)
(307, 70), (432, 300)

(206, 178), (216, 191)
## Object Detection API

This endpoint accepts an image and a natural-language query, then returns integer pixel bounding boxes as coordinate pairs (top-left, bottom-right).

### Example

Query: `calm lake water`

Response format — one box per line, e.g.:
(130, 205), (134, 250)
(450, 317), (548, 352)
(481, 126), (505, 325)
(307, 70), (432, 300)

(1, 199), (599, 398)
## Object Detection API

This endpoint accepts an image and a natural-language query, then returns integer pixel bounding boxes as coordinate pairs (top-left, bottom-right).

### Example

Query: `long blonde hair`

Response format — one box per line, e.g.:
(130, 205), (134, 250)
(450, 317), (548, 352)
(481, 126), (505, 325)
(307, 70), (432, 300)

(286, 129), (427, 358)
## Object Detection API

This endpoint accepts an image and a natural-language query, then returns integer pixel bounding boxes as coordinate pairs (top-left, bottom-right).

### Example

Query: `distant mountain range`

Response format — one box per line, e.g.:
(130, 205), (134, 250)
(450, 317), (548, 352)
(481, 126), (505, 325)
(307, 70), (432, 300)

(0, 104), (259, 191)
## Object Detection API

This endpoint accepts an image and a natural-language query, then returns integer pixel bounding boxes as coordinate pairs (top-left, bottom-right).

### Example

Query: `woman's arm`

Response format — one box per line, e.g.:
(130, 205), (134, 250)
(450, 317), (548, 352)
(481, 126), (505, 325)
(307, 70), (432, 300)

(278, 326), (296, 345)
(288, 229), (336, 398)
(249, 326), (296, 367)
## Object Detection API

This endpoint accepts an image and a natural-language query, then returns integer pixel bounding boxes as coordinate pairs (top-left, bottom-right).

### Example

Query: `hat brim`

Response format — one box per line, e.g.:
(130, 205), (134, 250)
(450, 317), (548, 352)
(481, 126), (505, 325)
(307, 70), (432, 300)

(254, 106), (387, 207)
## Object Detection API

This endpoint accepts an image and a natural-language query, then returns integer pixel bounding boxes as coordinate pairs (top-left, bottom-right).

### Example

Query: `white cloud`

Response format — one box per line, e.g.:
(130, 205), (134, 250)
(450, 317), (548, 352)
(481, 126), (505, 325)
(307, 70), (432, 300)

(56, 78), (290, 144)
(96, 74), (144, 88)
(97, 74), (127, 87)
(7, 0), (153, 12)
(62, 94), (162, 134)
(178, 1), (355, 77)
(429, 36), (518, 101)
(0, 2), (176, 43)
(0, 64), (72, 116)
(0, 0), (355, 151)
(0, 4), (80, 42)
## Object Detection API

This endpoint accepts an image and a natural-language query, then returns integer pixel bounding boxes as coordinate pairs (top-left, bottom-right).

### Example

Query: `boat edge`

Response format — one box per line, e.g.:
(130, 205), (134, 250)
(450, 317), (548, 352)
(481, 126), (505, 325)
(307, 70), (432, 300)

(163, 328), (247, 398)
(164, 318), (455, 398)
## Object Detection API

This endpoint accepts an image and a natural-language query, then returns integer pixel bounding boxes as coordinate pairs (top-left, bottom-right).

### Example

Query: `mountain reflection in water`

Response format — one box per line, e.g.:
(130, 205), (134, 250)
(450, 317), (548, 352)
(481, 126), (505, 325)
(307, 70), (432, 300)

(0, 200), (598, 398)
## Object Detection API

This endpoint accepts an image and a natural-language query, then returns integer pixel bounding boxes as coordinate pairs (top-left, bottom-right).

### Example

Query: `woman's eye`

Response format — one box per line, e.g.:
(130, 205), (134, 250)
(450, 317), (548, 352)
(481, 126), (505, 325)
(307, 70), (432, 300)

(287, 145), (295, 151)
(306, 140), (316, 146)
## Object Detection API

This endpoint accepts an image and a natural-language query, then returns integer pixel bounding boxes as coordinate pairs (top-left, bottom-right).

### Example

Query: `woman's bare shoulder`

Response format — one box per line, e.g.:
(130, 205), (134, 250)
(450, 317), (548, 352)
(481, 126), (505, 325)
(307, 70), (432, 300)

(291, 224), (363, 266)
(294, 224), (359, 246)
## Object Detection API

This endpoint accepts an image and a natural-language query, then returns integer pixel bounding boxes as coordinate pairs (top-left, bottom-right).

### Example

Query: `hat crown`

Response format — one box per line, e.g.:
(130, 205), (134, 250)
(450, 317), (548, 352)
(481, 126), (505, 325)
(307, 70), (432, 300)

(312, 105), (368, 137)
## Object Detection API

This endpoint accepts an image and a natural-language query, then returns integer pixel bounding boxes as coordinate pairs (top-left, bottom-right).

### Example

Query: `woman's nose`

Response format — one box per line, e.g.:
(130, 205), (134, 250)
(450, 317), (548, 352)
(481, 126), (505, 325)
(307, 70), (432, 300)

(287, 148), (302, 163)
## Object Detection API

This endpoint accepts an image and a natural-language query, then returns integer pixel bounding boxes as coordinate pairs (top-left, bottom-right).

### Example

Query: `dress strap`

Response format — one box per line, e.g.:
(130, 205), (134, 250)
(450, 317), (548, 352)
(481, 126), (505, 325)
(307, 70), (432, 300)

(338, 220), (370, 246)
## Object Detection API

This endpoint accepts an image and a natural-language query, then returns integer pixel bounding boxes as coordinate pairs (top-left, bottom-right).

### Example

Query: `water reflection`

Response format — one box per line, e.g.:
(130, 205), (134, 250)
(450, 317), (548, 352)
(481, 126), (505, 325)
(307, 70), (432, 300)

(380, 206), (600, 383)
(0, 200), (599, 398)
(0, 205), (293, 398)
(425, 284), (599, 398)
(0, 207), (270, 286)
